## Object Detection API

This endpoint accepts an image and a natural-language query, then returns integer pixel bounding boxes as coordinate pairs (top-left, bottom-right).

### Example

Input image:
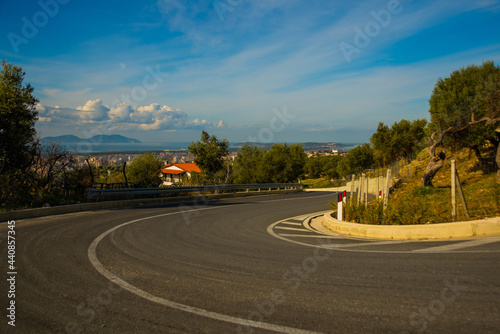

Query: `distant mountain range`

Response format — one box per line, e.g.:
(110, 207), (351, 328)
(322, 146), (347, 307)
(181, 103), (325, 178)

(41, 134), (142, 144)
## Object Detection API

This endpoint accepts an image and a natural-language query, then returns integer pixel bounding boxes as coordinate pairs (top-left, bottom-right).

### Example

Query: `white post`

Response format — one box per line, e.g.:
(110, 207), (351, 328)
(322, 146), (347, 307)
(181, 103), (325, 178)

(382, 169), (391, 224)
(351, 174), (355, 198)
(358, 174), (364, 203)
(364, 173), (368, 208)
(451, 160), (457, 222)
(338, 196), (343, 221)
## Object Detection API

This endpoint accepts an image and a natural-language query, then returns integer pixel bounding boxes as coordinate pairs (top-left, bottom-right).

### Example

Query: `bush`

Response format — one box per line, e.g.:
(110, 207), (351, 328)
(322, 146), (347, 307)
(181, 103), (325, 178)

(330, 197), (384, 225)
(127, 153), (162, 188)
(385, 186), (429, 225)
(331, 186), (433, 225)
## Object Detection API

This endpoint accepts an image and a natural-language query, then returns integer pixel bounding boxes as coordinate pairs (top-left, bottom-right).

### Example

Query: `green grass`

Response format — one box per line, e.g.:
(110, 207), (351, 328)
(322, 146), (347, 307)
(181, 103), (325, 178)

(302, 177), (344, 188)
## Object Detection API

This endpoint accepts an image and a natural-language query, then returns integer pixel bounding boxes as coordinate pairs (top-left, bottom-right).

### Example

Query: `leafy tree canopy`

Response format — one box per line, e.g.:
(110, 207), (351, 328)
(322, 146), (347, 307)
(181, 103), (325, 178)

(189, 131), (230, 183)
(232, 143), (306, 184)
(305, 155), (342, 179)
(423, 60), (500, 186)
(232, 145), (264, 184)
(260, 143), (306, 183)
(336, 143), (374, 177)
(127, 153), (162, 188)
(371, 119), (427, 166)
(0, 60), (39, 173)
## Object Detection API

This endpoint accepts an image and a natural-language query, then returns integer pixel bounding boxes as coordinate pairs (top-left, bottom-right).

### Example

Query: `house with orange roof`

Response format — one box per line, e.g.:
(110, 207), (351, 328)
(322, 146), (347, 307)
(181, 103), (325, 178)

(160, 163), (202, 186)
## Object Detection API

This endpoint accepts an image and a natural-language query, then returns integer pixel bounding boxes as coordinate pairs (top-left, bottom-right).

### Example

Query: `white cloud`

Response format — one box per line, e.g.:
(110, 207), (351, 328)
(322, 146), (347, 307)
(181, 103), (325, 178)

(38, 117), (52, 123)
(36, 103), (79, 122)
(109, 102), (134, 122)
(36, 100), (223, 132)
(76, 99), (110, 121)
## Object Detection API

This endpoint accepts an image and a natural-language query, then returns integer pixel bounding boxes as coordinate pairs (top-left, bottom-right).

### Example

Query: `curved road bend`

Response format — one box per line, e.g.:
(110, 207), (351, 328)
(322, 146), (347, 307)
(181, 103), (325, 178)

(1, 191), (499, 333)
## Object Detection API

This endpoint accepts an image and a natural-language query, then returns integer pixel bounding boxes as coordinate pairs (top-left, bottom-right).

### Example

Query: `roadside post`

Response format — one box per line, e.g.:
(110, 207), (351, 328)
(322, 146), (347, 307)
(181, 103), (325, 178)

(337, 192), (344, 221)
(382, 168), (391, 224)
(451, 160), (457, 222)
(364, 173), (368, 208)
(451, 160), (470, 221)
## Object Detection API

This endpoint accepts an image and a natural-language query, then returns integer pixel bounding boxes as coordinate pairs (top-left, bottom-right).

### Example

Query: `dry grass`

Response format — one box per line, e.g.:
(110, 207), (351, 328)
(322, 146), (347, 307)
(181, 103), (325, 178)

(342, 148), (499, 225)
(390, 148), (499, 224)
(302, 177), (344, 188)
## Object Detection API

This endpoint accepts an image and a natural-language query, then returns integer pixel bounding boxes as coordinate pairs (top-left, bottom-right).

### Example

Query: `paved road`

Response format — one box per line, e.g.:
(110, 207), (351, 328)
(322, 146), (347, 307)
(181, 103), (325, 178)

(1, 191), (499, 333)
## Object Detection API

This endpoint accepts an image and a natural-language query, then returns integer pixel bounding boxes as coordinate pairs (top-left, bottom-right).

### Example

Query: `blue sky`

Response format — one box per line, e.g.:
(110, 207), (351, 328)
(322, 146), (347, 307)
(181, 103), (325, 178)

(1, 0), (499, 144)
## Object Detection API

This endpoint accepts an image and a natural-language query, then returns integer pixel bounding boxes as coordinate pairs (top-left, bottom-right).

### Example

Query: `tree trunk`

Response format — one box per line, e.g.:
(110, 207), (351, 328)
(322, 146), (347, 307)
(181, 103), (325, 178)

(422, 151), (446, 187)
(421, 128), (452, 187)
(86, 158), (95, 185)
(122, 161), (128, 187)
(224, 156), (230, 185)
(471, 145), (486, 166)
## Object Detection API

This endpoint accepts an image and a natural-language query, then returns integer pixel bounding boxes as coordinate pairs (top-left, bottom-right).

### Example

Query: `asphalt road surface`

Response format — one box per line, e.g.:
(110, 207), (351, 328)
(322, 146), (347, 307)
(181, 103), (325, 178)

(1, 191), (499, 333)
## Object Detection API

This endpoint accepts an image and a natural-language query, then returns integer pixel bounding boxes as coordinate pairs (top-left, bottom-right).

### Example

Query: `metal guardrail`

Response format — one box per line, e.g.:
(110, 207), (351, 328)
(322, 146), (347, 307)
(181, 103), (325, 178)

(87, 183), (303, 200)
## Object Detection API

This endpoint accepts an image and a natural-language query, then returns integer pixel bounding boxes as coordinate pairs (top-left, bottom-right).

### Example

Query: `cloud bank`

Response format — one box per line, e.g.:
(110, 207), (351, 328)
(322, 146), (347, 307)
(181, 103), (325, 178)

(36, 99), (225, 132)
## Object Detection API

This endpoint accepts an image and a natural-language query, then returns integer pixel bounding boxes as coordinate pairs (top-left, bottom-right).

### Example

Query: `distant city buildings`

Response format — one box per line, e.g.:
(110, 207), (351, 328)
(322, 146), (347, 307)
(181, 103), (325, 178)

(73, 150), (196, 169)
(307, 148), (347, 158)
(75, 145), (350, 170)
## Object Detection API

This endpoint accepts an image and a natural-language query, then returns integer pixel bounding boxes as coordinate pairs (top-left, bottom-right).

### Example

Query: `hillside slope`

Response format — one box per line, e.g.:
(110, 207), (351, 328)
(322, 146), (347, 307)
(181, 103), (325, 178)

(395, 147), (499, 223)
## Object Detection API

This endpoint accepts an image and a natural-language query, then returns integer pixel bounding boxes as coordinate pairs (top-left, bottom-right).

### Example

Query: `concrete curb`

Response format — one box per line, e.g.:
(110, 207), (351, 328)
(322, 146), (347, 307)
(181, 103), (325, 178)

(0, 189), (301, 222)
(323, 212), (500, 240)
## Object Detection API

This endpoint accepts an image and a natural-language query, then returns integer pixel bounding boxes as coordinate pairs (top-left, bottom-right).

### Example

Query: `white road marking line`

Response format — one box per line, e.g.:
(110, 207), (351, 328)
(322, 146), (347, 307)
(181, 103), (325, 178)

(280, 221), (303, 226)
(322, 240), (412, 248)
(278, 234), (341, 238)
(89, 205), (323, 334)
(268, 214), (500, 254)
(274, 226), (312, 232)
(413, 237), (500, 253)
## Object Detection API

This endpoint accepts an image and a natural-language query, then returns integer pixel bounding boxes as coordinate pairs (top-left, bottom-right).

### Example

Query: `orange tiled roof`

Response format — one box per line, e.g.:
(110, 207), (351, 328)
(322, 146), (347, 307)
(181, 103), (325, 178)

(160, 163), (201, 174)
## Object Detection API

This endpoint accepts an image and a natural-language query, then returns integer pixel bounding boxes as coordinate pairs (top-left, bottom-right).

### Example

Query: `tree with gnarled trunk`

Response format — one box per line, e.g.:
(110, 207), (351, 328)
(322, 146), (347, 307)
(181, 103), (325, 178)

(423, 61), (500, 186)
(422, 127), (452, 187)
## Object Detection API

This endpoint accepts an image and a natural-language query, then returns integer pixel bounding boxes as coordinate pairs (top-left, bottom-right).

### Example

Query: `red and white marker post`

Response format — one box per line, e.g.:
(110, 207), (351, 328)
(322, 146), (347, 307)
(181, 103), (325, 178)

(337, 191), (347, 221)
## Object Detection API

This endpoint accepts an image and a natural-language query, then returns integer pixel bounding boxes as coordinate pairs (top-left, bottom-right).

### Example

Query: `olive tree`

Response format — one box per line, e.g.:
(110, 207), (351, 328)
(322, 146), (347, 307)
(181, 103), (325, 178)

(423, 61), (500, 186)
